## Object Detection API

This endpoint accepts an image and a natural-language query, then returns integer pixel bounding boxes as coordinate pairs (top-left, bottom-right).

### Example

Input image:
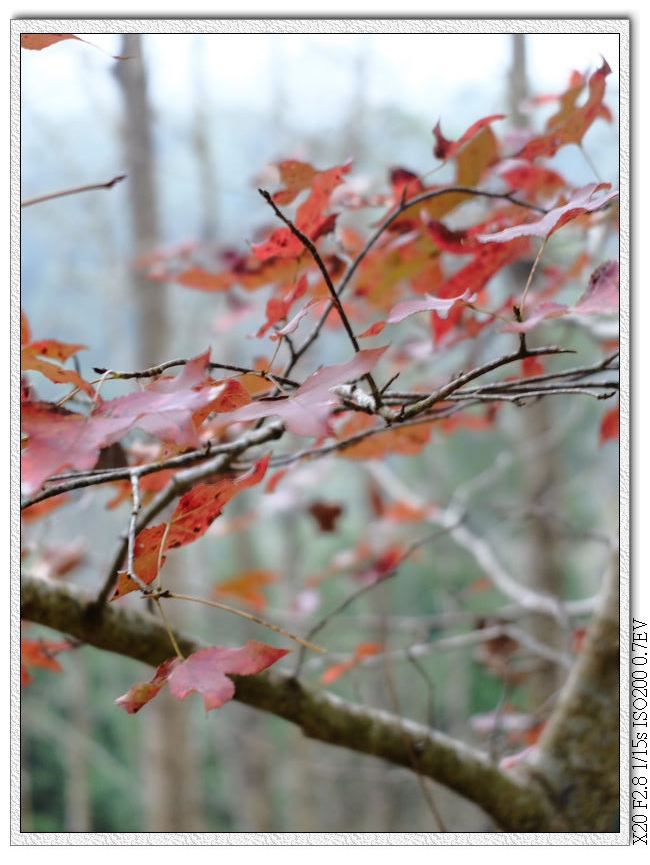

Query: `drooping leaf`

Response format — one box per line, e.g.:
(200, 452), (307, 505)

(21, 34), (83, 50)
(574, 259), (619, 313)
(477, 183), (619, 243)
(387, 288), (477, 324)
(503, 259), (618, 334)
(114, 657), (180, 713)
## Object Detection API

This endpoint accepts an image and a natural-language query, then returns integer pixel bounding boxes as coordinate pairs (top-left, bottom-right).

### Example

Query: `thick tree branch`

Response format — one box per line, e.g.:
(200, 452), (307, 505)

(517, 551), (621, 831)
(20, 574), (556, 832)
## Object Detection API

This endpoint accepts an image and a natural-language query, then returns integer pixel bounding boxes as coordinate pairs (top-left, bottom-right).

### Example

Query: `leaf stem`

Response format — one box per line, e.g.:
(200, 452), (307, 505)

(153, 596), (185, 659)
(520, 236), (548, 317)
(157, 591), (325, 653)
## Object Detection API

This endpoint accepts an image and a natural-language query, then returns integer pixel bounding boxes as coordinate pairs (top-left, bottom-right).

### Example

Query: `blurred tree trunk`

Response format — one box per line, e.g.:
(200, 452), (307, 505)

(63, 652), (91, 830)
(508, 34), (567, 710)
(190, 35), (220, 243)
(113, 33), (168, 367)
(113, 33), (205, 831)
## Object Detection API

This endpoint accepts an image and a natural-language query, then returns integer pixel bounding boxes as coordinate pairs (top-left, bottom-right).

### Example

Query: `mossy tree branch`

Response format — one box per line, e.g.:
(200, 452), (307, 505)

(21, 573), (557, 832)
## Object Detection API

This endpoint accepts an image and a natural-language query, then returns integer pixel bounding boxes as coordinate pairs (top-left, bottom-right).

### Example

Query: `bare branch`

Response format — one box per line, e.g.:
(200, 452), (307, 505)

(21, 173), (127, 207)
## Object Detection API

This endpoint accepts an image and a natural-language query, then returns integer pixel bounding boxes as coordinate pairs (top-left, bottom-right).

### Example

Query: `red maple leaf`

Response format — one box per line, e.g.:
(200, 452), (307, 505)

(433, 114), (505, 161)
(113, 455), (270, 598)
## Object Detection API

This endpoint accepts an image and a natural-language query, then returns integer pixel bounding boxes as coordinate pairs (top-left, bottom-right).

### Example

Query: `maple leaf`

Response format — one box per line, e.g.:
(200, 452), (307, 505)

(320, 642), (382, 684)
(433, 115), (505, 161)
(113, 455), (270, 598)
(252, 162), (350, 261)
(515, 60), (612, 161)
(21, 351), (224, 494)
(477, 183), (619, 243)
(94, 350), (222, 449)
(21, 633), (75, 686)
(214, 346), (388, 438)
(497, 162), (567, 200)
(213, 569), (278, 610)
(21, 331), (95, 398)
(116, 641), (290, 713)
(338, 413), (433, 460)
(271, 160), (318, 205)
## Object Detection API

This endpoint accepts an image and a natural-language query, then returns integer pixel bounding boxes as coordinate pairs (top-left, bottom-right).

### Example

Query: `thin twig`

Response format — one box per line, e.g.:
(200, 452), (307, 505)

(520, 236), (548, 317)
(21, 173), (127, 207)
(124, 472), (149, 594)
(155, 591), (325, 653)
(258, 188), (383, 407)
(292, 526), (456, 677)
(93, 421), (284, 607)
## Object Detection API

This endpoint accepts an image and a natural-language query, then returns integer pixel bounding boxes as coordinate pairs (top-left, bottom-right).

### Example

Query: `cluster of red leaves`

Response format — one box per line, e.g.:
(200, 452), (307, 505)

(20, 43), (620, 715)
(20, 346), (251, 495)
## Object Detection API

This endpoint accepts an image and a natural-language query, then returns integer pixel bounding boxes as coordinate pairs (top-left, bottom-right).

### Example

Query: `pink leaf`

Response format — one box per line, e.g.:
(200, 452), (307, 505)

(387, 289), (477, 324)
(269, 298), (321, 340)
(167, 642), (290, 711)
(502, 301), (569, 334)
(477, 183), (619, 242)
(215, 346), (388, 437)
(574, 259), (619, 314)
